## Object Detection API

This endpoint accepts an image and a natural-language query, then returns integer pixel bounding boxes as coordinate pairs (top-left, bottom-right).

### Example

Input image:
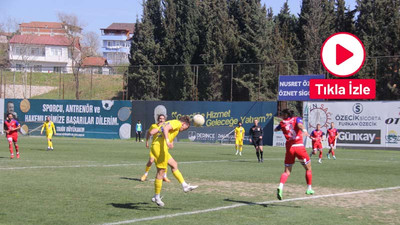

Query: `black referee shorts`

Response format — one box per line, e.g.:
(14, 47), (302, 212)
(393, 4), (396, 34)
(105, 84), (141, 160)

(252, 138), (263, 147)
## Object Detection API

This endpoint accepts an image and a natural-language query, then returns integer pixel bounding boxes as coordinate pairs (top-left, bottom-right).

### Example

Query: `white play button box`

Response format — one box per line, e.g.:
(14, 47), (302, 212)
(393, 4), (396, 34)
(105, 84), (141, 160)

(321, 32), (365, 77)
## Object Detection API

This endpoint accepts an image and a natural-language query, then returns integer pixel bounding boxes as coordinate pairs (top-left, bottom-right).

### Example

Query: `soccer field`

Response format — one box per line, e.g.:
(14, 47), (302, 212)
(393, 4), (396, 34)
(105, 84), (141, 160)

(0, 137), (399, 225)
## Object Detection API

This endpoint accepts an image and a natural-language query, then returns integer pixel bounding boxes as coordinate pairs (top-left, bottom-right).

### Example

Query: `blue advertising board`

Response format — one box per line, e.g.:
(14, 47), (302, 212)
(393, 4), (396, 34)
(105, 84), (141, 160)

(4, 99), (132, 139)
(278, 75), (325, 101)
(131, 101), (277, 145)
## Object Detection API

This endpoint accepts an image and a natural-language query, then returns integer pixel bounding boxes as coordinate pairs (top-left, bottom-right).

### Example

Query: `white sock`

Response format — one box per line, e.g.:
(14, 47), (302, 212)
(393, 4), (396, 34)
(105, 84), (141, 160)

(307, 185), (312, 190)
(182, 182), (188, 187)
(154, 194), (160, 199)
(278, 183), (284, 189)
(163, 173), (167, 178)
(144, 172), (148, 176)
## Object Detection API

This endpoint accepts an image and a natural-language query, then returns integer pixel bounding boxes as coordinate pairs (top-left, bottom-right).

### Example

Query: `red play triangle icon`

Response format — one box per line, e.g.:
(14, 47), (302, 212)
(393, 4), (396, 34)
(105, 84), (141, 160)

(336, 44), (354, 65)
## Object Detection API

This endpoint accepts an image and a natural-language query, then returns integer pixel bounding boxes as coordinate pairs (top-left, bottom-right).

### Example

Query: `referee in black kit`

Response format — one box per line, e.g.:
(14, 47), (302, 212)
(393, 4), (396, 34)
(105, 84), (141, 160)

(249, 119), (264, 162)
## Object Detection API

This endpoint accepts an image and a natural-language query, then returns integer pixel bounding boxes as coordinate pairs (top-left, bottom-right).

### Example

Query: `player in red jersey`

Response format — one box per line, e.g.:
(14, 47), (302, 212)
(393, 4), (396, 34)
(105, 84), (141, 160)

(274, 109), (314, 200)
(4, 113), (21, 159)
(326, 122), (338, 160)
(309, 124), (325, 164)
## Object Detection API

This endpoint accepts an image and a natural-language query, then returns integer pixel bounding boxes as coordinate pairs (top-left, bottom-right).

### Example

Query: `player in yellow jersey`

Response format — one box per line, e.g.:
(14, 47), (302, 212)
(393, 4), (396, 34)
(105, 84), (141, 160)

(149, 115), (198, 207)
(40, 116), (56, 150)
(140, 114), (171, 182)
(234, 121), (245, 156)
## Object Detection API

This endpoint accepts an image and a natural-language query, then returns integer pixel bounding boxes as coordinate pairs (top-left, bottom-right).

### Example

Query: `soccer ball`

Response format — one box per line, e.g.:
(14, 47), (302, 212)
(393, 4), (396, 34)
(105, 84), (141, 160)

(193, 114), (205, 127)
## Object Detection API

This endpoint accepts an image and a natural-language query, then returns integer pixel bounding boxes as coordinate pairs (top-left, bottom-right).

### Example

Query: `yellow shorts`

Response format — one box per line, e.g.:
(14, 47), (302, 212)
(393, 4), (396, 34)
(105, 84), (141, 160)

(235, 138), (243, 146)
(46, 133), (53, 139)
(151, 142), (171, 169)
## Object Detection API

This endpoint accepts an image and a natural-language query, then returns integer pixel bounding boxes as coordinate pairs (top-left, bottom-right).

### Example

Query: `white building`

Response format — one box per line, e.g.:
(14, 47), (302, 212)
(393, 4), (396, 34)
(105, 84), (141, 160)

(100, 23), (135, 65)
(9, 34), (80, 73)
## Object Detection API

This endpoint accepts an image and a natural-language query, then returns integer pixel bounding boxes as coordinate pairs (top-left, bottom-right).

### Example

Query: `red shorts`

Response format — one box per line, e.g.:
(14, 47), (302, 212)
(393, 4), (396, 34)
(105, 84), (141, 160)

(284, 143), (310, 166)
(6, 133), (18, 143)
(312, 141), (322, 150)
(328, 138), (336, 147)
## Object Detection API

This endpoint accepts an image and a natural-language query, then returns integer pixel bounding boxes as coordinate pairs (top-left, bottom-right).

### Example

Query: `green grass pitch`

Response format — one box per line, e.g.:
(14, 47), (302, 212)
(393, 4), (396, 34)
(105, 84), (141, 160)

(0, 137), (399, 225)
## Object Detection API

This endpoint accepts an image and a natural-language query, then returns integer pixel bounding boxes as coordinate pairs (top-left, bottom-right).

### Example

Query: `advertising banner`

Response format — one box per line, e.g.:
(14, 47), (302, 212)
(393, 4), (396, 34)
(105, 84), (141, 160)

(131, 101), (277, 145)
(303, 101), (400, 148)
(4, 99), (132, 139)
(278, 75), (325, 101)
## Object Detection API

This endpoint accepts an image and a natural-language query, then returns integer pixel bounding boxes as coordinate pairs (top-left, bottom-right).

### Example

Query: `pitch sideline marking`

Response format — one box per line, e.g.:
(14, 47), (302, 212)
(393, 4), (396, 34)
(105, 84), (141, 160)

(0, 159), (267, 170)
(1, 156), (399, 170)
(100, 186), (400, 225)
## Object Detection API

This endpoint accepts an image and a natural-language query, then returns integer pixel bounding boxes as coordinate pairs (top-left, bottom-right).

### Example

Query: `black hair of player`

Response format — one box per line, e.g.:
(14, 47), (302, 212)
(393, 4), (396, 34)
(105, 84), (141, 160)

(180, 115), (191, 127)
(157, 114), (165, 120)
(281, 109), (295, 117)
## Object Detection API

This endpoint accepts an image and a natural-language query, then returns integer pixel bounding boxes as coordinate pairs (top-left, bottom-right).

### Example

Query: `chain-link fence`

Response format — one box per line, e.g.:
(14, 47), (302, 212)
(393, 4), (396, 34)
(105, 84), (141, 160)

(0, 66), (127, 100)
(1, 56), (399, 101)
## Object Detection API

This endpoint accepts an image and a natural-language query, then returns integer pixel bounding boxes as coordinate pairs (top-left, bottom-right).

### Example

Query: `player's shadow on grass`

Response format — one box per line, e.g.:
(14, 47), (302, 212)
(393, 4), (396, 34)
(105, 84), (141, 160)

(120, 177), (142, 182)
(224, 199), (300, 208)
(30, 148), (48, 151)
(108, 202), (158, 211)
(108, 202), (181, 211)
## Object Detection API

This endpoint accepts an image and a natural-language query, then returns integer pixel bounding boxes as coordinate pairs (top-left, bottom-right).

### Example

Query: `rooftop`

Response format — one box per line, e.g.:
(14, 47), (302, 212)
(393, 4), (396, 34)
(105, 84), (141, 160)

(101, 23), (135, 34)
(82, 57), (108, 67)
(10, 34), (80, 49)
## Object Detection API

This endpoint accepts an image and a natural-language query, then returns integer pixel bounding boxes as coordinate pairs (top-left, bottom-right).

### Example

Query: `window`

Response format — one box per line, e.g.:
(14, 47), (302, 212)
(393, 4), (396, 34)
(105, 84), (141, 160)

(33, 65), (42, 72)
(31, 48), (39, 56)
(51, 48), (62, 56)
(14, 46), (21, 55)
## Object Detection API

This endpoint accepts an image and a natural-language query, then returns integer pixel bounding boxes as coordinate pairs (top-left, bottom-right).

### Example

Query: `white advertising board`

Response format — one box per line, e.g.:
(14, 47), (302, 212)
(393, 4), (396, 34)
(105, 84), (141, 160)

(303, 101), (400, 148)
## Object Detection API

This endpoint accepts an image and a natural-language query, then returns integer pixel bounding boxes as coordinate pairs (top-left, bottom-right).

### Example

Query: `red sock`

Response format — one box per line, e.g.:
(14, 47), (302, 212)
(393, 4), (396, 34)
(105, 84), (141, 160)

(9, 142), (13, 154)
(15, 144), (19, 153)
(319, 151), (322, 159)
(280, 172), (289, 184)
(331, 150), (335, 156)
(306, 170), (312, 185)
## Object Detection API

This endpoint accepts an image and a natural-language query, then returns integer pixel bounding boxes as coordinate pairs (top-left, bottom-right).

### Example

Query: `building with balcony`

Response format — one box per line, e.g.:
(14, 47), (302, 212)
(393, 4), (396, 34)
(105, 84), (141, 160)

(100, 23), (135, 65)
(9, 34), (80, 73)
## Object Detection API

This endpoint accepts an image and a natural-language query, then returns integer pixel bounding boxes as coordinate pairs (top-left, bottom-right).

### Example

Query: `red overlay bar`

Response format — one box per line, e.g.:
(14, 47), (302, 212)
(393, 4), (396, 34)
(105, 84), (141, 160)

(310, 79), (376, 99)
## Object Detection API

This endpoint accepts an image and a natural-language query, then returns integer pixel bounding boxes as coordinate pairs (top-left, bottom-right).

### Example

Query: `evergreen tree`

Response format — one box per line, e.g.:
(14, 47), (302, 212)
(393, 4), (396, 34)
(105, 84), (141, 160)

(274, 1), (299, 75)
(228, 0), (273, 101)
(127, 3), (160, 100)
(356, 0), (400, 99)
(298, 0), (325, 74)
(335, 0), (355, 33)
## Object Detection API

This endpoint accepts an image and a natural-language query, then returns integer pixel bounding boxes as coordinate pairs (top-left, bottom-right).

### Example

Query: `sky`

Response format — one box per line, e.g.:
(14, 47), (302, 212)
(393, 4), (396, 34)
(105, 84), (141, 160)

(0, 0), (357, 34)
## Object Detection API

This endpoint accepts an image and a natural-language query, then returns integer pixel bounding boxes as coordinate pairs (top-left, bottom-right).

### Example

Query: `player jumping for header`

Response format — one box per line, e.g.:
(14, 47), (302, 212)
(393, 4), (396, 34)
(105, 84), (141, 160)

(141, 114), (171, 182)
(326, 122), (338, 159)
(309, 124), (325, 164)
(4, 113), (21, 159)
(274, 109), (314, 200)
(149, 116), (198, 207)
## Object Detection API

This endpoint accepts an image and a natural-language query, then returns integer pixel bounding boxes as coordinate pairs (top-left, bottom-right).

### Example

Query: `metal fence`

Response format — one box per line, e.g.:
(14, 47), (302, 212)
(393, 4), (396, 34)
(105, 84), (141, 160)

(0, 66), (127, 100)
(1, 56), (399, 101)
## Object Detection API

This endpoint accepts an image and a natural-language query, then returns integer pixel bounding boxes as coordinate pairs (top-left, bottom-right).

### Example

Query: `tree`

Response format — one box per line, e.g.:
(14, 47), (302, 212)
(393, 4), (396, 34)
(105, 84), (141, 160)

(274, 1), (299, 76)
(196, 0), (233, 101)
(335, 0), (355, 33)
(81, 31), (101, 57)
(127, 1), (161, 100)
(57, 12), (84, 100)
(356, 0), (400, 99)
(228, 0), (273, 101)
(297, 0), (325, 74)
